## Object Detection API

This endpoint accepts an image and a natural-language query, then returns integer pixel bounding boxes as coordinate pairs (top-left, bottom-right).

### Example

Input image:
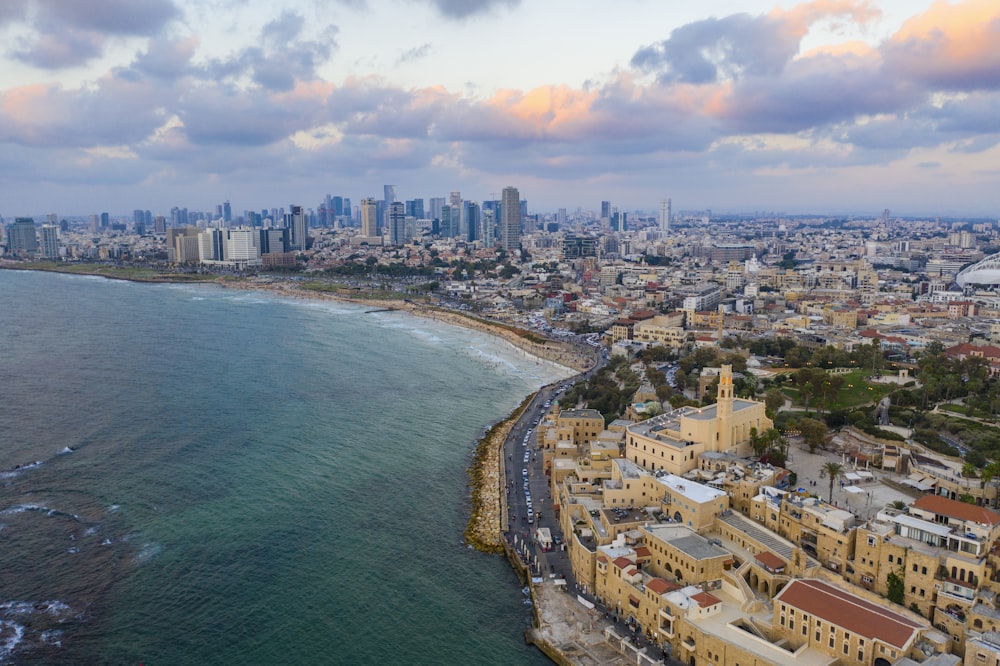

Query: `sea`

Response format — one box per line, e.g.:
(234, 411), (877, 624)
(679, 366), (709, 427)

(0, 269), (572, 665)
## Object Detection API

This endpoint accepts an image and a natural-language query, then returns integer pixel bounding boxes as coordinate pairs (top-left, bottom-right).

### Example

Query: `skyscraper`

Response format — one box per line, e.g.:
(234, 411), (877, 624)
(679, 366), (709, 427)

(500, 186), (521, 252)
(289, 205), (307, 251)
(482, 209), (495, 248)
(388, 201), (406, 246)
(440, 205), (454, 237)
(464, 201), (480, 242)
(39, 224), (59, 259)
(660, 198), (671, 234)
(601, 201), (611, 221)
(360, 198), (379, 238)
(6, 218), (38, 256)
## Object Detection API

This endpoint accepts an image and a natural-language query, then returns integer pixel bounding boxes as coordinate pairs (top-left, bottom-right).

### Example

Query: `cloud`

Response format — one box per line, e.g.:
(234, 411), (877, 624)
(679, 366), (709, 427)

(630, 1), (877, 85)
(883, 0), (1000, 91)
(425, 0), (520, 20)
(201, 11), (338, 92)
(396, 43), (432, 66)
(5, 0), (180, 68)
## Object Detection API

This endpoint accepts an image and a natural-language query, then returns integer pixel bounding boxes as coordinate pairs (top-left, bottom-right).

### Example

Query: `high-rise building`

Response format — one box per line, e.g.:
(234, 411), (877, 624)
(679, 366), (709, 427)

(464, 201), (480, 242)
(429, 197), (445, 221)
(39, 224), (60, 259)
(259, 228), (288, 254)
(601, 201), (611, 221)
(360, 198), (379, 238)
(198, 228), (225, 261)
(100, 212), (109, 228)
(482, 208), (495, 248)
(405, 199), (425, 220)
(501, 186), (521, 252)
(223, 201), (232, 224)
(6, 218), (38, 256)
(660, 198), (671, 234)
(388, 201), (406, 246)
(289, 205), (307, 251)
(440, 205), (454, 237)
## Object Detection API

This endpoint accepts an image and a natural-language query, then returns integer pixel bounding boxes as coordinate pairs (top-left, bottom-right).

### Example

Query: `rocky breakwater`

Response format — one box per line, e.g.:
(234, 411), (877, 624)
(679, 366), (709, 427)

(464, 394), (532, 553)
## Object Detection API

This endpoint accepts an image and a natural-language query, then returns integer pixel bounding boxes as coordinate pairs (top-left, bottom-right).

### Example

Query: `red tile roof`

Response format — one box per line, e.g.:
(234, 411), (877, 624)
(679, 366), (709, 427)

(912, 494), (1000, 526)
(646, 578), (681, 596)
(633, 546), (651, 559)
(754, 551), (786, 571)
(690, 591), (721, 608)
(774, 579), (923, 648)
(613, 556), (635, 569)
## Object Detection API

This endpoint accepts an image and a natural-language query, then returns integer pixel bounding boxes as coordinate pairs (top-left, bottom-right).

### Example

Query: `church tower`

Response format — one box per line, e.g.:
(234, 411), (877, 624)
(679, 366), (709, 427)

(716, 364), (734, 451)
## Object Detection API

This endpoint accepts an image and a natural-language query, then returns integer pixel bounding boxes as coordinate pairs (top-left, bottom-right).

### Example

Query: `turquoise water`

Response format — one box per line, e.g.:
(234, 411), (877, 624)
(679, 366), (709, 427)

(0, 270), (565, 664)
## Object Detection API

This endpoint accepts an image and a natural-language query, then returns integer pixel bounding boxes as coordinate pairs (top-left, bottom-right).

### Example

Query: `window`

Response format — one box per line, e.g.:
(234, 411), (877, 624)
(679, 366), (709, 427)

(922, 566), (927, 575)
(815, 630), (821, 641)
(802, 624), (807, 636)
(866, 536), (876, 547)
(843, 643), (849, 655)
(829, 636), (834, 648)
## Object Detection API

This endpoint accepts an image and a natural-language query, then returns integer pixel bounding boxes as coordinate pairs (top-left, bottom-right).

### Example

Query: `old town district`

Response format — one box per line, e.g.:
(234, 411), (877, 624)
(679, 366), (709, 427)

(536, 366), (1000, 666)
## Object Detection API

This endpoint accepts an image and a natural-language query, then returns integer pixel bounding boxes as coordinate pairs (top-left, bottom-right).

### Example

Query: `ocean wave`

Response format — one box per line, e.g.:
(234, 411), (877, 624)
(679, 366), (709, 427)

(0, 619), (25, 661)
(134, 542), (163, 564)
(0, 460), (43, 478)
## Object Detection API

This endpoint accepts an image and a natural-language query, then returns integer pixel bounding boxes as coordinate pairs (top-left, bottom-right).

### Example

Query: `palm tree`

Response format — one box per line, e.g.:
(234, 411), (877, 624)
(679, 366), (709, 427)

(820, 461), (844, 503)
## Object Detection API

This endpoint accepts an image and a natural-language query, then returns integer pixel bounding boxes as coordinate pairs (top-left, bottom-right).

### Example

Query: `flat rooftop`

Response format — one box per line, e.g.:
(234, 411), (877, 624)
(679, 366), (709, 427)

(657, 473), (727, 504)
(644, 525), (729, 560)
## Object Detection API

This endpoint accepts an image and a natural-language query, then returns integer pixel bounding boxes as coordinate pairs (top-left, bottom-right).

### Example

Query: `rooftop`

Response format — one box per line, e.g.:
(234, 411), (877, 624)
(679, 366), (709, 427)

(643, 525), (730, 561)
(912, 494), (1000, 526)
(657, 473), (727, 504)
(774, 579), (925, 649)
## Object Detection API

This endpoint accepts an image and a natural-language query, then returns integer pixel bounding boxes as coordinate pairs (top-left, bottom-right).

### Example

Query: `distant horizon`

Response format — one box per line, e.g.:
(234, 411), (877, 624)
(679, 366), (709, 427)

(1, 1), (998, 216)
(3, 204), (996, 224)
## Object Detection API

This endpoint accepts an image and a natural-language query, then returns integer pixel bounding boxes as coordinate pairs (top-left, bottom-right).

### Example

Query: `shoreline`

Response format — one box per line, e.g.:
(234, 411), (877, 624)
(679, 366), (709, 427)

(2, 263), (592, 664)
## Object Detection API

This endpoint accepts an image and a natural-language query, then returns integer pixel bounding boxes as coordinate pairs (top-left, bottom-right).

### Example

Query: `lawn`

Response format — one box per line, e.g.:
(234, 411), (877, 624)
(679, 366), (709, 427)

(781, 370), (895, 412)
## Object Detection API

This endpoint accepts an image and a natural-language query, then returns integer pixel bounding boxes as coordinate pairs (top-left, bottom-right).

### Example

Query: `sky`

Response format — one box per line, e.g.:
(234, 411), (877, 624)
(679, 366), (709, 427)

(1, 0), (998, 218)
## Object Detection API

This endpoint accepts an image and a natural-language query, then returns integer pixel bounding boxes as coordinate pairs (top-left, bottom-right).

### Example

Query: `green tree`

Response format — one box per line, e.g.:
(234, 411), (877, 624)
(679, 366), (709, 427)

(820, 461), (844, 503)
(764, 388), (786, 416)
(886, 570), (905, 605)
(798, 417), (827, 453)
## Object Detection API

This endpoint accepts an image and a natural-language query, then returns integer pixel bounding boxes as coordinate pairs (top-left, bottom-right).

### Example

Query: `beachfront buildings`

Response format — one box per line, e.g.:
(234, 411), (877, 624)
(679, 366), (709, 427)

(625, 365), (772, 475)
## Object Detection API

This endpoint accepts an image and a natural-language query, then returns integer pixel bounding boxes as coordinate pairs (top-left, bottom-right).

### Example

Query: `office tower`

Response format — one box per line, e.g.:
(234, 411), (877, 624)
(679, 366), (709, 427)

(440, 205), (454, 237)
(259, 227), (289, 254)
(360, 198), (379, 238)
(289, 204), (307, 251)
(464, 201), (480, 242)
(199, 228), (225, 261)
(100, 212), (109, 228)
(660, 198), (671, 234)
(405, 199), (424, 220)
(6, 218), (38, 256)
(429, 197), (445, 221)
(501, 186), (521, 252)
(154, 216), (166, 234)
(39, 224), (59, 259)
(224, 227), (259, 263)
(448, 191), (463, 237)
(133, 209), (145, 227)
(223, 201), (232, 224)
(388, 201), (406, 246)
(482, 209), (495, 248)
(601, 201), (611, 220)
(557, 208), (566, 227)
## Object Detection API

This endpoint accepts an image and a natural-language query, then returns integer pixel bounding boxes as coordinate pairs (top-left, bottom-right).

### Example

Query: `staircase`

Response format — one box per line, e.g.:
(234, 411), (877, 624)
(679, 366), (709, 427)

(718, 512), (820, 569)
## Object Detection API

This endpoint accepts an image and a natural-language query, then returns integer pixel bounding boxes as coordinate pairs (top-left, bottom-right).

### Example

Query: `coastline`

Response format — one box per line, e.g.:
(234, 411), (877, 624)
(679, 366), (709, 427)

(2, 264), (593, 664)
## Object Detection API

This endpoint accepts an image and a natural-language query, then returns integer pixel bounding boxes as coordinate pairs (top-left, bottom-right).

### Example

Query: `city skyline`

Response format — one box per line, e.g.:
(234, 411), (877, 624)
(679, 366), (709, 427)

(0, 1), (998, 217)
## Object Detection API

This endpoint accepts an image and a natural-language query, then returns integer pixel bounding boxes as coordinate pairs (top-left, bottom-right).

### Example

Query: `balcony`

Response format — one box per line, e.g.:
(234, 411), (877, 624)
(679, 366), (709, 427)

(681, 637), (696, 651)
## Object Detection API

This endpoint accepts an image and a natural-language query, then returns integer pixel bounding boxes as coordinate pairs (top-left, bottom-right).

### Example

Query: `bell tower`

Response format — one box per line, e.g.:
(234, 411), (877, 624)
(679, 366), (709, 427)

(717, 364), (734, 450)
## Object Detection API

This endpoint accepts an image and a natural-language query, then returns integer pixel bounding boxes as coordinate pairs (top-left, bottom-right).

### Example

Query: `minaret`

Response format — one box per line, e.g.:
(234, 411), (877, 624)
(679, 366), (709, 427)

(716, 364), (734, 451)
